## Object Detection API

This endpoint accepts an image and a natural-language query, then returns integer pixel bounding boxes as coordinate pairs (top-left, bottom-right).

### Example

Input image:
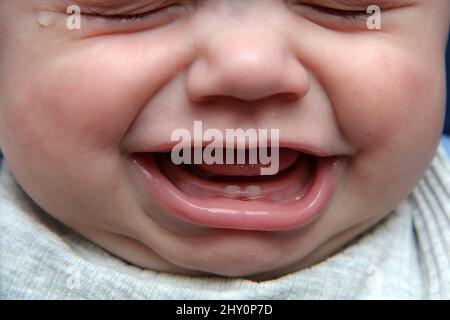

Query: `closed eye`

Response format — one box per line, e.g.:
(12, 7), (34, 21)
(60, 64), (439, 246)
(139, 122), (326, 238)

(308, 4), (371, 21)
(86, 3), (185, 22)
(289, 1), (381, 28)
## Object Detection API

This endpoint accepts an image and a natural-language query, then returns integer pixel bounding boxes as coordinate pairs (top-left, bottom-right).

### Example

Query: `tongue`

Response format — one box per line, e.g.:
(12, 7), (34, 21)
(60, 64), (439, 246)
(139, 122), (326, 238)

(193, 148), (300, 176)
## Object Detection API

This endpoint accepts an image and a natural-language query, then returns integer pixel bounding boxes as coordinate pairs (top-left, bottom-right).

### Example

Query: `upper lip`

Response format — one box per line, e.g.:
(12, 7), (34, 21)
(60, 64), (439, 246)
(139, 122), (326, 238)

(131, 139), (340, 158)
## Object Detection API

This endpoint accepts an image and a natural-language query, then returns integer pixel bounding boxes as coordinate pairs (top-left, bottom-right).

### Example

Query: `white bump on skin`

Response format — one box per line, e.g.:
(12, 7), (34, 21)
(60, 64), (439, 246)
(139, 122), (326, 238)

(38, 12), (56, 27)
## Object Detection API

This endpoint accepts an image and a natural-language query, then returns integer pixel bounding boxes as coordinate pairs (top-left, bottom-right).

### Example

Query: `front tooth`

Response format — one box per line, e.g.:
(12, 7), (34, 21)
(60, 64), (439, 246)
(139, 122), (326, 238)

(225, 185), (241, 197)
(245, 185), (262, 196)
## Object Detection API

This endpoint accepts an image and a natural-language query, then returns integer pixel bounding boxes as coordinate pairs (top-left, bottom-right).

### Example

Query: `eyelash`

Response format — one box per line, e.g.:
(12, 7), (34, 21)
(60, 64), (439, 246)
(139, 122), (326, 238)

(307, 5), (371, 22)
(87, 4), (370, 23)
(87, 4), (180, 22)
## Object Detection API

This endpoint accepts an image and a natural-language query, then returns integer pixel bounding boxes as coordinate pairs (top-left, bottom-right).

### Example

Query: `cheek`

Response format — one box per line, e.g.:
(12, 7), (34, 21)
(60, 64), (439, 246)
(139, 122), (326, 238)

(1, 35), (190, 164)
(332, 48), (445, 153)
(0, 33), (193, 228)
(316, 42), (446, 212)
(20, 54), (158, 156)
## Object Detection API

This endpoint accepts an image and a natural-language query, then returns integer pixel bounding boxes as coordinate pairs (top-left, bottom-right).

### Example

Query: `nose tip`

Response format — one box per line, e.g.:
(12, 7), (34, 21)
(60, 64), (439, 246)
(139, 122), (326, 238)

(186, 34), (309, 103)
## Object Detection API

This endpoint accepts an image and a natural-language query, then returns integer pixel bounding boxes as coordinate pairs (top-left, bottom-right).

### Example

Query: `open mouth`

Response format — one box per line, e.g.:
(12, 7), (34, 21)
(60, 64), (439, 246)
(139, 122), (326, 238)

(131, 147), (343, 231)
(157, 148), (312, 202)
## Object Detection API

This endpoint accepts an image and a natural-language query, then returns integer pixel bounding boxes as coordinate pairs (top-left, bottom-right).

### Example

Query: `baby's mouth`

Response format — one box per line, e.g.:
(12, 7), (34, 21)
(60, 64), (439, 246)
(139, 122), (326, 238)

(155, 148), (313, 203)
(131, 147), (343, 231)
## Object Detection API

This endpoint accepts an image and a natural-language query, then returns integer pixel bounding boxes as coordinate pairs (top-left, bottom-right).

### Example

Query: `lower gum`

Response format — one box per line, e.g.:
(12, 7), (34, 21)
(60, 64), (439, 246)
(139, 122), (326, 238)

(158, 152), (316, 203)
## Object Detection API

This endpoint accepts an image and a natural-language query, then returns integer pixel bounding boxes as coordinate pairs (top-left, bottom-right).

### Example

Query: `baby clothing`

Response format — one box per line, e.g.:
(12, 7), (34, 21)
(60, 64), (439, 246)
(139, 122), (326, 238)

(0, 144), (449, 299)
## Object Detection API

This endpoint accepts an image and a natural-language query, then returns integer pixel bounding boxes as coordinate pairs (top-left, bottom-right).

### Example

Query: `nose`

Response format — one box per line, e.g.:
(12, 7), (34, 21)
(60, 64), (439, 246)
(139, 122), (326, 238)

(187, 33), (309, 103)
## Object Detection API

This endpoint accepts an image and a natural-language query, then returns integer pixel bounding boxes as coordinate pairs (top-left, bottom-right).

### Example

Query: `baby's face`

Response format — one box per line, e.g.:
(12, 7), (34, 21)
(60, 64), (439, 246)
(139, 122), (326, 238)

(0, 0), (449, 279)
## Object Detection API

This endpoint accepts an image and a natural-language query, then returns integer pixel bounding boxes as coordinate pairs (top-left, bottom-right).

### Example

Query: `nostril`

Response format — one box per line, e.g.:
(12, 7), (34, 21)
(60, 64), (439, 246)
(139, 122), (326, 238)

(193, 95), (222, 103)
(271, 92), (299, 102)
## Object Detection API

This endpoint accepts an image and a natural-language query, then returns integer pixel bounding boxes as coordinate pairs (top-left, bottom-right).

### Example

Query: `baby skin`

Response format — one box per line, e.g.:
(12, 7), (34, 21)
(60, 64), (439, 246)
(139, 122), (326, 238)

(0, 0), (449, 280)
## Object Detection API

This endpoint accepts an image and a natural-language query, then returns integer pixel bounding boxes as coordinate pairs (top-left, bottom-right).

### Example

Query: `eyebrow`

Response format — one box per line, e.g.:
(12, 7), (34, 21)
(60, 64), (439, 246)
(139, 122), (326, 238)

(53, 0), (167, 13)
(59, 0), (413, 4)
(50, 0), (416, 11)
(63, 0), (161, 6)
(300, 0), (415, 9)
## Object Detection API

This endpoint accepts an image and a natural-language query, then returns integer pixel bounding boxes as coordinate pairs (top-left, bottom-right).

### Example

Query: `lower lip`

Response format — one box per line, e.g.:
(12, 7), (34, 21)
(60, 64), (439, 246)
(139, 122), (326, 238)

(132, 154), (343, 231)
